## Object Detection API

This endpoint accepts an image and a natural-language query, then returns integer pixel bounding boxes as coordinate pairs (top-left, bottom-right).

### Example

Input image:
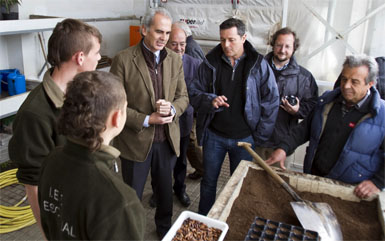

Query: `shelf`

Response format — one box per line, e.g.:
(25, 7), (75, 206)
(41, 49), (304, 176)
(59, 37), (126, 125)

(0, 91), (30, 118)
(0, 18), (65, 35)
(0, 19), (65, 119)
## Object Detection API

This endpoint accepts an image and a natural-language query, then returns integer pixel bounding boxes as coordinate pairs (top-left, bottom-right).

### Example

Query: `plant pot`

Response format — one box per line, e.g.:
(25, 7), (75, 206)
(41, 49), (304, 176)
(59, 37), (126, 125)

(2, 12), (18, 20)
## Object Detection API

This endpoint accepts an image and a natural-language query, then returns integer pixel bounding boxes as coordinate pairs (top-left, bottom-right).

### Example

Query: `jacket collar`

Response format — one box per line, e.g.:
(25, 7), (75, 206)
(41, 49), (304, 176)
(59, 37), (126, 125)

(42, 68), (64, 109)
(205, 40), (259, 66)
(320, 86), (382, 117)
(139, 40), (168, 65)
(67, 137), (120, 158)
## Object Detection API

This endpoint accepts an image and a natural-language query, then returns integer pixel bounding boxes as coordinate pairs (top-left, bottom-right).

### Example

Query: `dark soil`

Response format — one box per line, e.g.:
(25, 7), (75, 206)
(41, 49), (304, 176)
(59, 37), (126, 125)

(225, 169), (382, 240)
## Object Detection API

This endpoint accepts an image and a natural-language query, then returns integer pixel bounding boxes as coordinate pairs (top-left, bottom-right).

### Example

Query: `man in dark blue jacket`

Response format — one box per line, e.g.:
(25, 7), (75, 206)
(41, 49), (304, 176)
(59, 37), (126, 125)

(189, 18), (279, 215)
(267, 55), (385, 199)
(173, 21), (205, 61)
(256, 28), (318, 165)
(375, 56), (385, 99)
(173, 21), (205, 180)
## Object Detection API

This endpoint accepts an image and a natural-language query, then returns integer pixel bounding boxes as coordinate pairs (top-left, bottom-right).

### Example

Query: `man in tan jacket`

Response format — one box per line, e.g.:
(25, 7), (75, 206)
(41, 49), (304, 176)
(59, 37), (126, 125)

(110, 7), (188, 239)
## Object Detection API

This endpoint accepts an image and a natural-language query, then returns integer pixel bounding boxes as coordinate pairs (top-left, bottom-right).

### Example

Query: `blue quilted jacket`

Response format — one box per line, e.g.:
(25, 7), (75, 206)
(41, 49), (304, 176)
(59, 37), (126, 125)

(304, 87), (385, 188)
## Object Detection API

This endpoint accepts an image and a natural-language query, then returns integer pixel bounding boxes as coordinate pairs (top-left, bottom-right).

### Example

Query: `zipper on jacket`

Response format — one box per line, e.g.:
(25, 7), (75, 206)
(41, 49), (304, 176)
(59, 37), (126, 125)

(231, 69), (235, 81)
(155, 60), (158, 75)
(154, 55), (158, 75)
(114, 161), (119, 173)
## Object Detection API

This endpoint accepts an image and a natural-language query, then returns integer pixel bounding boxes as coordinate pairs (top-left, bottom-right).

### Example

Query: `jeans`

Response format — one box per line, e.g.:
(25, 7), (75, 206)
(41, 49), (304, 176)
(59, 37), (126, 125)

(198, 129), (255, 215)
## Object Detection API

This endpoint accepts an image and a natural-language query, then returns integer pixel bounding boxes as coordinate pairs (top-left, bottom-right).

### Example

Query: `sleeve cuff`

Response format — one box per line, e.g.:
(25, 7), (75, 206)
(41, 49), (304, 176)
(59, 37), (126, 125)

(143, 115), (150, 127)
(277, 143), (291, 156)
(371, 176), (384, 190)
(170, 105), (176, 116)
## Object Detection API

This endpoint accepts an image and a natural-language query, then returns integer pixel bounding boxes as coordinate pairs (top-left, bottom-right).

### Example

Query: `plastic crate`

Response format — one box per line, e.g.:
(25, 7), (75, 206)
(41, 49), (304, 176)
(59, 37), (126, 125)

(163, 211), (229, 241)
(244, 216), (319, 241)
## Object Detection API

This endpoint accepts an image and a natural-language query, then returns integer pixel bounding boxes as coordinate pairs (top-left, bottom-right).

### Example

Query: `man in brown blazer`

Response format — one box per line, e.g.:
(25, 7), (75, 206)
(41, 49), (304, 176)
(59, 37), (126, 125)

(110, 7), (188, 239)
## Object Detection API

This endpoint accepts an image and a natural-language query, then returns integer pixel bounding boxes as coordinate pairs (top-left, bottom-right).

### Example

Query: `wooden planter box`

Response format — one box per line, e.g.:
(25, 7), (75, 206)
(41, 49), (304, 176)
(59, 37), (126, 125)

(208, 160), (385, 238)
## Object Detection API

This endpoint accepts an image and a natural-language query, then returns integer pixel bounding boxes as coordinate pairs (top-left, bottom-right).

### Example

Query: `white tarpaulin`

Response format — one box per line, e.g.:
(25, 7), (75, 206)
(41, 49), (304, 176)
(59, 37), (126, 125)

(162, 0), (283, 50)
(161, 0), (385, 82)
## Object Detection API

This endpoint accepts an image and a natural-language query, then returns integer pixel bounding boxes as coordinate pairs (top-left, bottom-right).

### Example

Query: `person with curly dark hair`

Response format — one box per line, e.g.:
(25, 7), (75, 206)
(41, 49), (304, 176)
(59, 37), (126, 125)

(38, 71), (146, 240)
(8, 18), (102, 235)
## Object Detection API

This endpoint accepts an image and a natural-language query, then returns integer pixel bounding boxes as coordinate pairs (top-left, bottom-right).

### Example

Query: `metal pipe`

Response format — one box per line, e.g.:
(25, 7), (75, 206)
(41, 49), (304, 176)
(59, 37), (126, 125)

(232, 0), (239, 9)
(29, 14), (141, 22)
(342, 2), (385, 37)
(281, 0), (288, 28)
(300, 0), (358, 54)
(304, 2), (385, 62)
(37, 32), (49, 72)
(324, 0), (336, 43)
(153, 0), (159, 8)
(360, 0), (372, 53)
(196, 39), (220, 48)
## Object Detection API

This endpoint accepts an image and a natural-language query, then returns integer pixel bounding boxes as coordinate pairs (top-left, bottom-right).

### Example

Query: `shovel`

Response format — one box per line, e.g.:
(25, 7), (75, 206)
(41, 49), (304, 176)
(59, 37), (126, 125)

(238, 142), (343, 241)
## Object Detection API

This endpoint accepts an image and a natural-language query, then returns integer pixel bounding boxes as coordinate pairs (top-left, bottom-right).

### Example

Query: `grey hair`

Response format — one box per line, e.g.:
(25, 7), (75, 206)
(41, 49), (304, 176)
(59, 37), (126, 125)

(173, 21), (192, 36)
(343, 55), (378, 84)
(141, 7), (173, 30)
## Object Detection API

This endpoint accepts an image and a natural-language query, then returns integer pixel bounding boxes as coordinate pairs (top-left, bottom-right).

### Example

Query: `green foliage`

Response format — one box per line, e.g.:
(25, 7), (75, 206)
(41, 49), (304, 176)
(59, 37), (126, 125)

(0, 0), (21, 14)
(0, 160), (17, 172)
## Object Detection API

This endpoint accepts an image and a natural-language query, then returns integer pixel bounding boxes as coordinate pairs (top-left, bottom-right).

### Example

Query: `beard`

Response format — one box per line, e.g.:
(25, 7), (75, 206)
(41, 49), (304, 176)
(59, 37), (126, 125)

(273, 54), (289, 63)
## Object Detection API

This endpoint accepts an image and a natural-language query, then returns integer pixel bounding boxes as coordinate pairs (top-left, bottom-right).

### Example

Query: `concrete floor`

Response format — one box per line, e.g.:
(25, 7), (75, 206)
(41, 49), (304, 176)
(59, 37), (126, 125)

(0, 159), (231, 241)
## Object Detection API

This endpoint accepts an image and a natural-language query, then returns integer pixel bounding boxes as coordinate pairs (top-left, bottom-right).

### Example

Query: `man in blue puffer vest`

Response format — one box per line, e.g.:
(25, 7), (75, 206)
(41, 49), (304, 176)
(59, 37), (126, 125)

(267, 54), (384, 199)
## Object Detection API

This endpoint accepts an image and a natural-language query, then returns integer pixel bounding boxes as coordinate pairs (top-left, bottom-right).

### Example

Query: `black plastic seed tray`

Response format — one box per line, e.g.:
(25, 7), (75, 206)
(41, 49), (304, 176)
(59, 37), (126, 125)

(244, 216), (319, 241)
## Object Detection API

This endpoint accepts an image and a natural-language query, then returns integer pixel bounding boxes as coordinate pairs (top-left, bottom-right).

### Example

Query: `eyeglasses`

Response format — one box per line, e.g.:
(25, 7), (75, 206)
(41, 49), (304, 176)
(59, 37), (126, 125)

(170, 42), (186, 48)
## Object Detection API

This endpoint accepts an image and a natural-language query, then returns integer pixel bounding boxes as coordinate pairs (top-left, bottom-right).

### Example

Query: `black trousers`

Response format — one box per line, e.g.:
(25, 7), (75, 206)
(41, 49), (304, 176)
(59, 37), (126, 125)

(121, 141), (176, 235)
(173, 135), (189, 194)
(186, 118), (204, 175)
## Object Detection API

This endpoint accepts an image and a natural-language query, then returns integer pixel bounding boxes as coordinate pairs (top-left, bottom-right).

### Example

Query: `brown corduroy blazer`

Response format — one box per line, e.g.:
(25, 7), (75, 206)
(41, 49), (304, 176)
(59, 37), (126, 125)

(110, 43), (189, 162)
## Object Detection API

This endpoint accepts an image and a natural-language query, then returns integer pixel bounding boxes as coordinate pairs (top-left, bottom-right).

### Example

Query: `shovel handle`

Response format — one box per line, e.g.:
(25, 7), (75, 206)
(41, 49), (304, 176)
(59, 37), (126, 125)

(238, 142), (303, 202)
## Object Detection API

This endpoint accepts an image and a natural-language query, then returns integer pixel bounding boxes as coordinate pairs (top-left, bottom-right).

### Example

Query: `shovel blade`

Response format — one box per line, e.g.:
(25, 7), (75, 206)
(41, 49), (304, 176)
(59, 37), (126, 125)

(291, 201), (343, 241)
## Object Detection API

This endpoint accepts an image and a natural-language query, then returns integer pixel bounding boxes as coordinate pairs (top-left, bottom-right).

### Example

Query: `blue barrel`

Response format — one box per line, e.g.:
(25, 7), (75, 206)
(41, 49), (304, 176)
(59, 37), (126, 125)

(7, 70), (26, 96)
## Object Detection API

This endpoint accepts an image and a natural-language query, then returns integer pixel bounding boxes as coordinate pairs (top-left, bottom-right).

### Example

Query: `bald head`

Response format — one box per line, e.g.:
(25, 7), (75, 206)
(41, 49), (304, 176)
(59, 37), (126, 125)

(166, 25), (187, 56)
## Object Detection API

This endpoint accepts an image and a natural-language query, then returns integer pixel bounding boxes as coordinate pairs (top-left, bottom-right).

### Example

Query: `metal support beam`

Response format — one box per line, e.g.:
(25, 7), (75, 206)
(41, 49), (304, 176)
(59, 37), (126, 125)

(324, 0), (336, 42)
(30, 14), (141, 22)
(281, 0), (288, 28)
(300, 0), (357, 57)
(301, 1), (385, 62)
(152, 0), (160, 8)
(232, 0), (239, 9)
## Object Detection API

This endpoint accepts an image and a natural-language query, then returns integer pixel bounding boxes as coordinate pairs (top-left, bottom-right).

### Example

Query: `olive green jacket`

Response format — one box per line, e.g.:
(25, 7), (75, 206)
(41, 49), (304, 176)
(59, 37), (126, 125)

(9, 70), (66, 185)
(38, 139), (145, 240)
(110, 43), (189, 162)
